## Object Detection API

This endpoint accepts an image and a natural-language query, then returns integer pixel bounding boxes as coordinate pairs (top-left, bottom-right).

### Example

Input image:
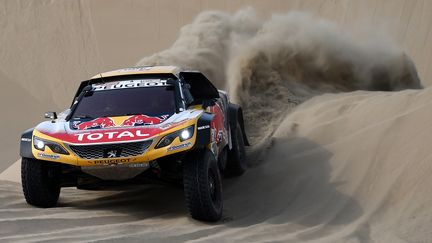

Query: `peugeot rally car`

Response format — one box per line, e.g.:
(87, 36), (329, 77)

(19, 66), (249, 222)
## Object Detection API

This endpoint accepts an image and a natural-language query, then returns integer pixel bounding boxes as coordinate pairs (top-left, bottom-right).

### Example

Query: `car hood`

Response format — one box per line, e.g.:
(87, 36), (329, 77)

(34, 111), (202, 145)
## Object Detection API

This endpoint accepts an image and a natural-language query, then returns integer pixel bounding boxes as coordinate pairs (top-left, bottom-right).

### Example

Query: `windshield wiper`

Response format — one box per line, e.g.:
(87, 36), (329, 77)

(100, 113), (142, 117)
(73, 115), (94, 119)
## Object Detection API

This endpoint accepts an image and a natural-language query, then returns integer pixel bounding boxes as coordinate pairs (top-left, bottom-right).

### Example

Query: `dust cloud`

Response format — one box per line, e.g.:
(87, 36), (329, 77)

(137, 9), (421, 142)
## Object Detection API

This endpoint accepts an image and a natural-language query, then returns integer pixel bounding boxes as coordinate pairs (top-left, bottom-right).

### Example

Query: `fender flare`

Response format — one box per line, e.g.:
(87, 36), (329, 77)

(194, 112), (214, 148)
(228, 103), (250, 146)
(20, 128), (35, 159)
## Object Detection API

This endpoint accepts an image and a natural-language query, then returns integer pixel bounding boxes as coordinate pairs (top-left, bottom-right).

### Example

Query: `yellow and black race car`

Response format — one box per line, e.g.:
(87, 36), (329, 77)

(19, 66), (249, 222)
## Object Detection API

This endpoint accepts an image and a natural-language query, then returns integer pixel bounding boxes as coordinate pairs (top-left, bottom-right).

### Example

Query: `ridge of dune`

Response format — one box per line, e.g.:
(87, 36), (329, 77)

(0, 0), (102, 170)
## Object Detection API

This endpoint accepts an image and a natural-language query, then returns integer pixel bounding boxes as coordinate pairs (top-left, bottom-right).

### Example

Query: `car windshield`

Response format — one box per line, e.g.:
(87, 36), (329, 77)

(71, 86), (176, 119)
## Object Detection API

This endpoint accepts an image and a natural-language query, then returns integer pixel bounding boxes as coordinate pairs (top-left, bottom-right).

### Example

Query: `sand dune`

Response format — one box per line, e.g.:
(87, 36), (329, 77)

(0, 0), (101, 167)
(2, 88), (432, 242)
(271, 89), (432, 242)
(2, 0), (432, 242)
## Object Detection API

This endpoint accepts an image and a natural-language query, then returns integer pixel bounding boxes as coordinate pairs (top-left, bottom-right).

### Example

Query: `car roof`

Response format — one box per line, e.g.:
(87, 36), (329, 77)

(91, 66), (183, 79)
(71, 66), (219, 107)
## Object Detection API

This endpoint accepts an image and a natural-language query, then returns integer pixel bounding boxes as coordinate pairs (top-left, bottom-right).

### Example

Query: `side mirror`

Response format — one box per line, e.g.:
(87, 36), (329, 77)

(44, 111), (57, 120)
(202, 99), (216, 109)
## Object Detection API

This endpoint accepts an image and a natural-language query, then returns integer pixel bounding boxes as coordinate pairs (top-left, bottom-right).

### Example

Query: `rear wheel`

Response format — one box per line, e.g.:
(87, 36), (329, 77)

(218, 147), (228, 172)
(21, 158), (61, 207)
(183, 149), (223, 222)
(226, 123), (247, 176)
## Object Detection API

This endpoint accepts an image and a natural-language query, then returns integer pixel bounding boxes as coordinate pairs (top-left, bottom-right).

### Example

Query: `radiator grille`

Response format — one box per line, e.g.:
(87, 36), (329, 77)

(69, 140), (152, 159)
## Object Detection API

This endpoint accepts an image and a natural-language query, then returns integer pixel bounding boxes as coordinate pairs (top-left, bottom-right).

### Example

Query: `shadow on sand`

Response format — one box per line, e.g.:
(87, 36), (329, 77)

(221, 137), (365, 239)
(58, 184), (187, 220)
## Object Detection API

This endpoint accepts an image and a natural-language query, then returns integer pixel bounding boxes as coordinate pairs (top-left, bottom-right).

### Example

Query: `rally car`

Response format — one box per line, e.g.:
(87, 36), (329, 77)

(19, 66), (249, 222)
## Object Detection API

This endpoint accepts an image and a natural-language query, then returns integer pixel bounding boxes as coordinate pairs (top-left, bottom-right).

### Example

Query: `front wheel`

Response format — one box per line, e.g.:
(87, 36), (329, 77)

(21, 158), (61, 207)
(183, 149), (223, 222)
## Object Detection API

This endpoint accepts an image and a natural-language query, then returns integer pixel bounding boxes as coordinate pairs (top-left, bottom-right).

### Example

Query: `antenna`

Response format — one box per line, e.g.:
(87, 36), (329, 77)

(99, 73), (106, 84)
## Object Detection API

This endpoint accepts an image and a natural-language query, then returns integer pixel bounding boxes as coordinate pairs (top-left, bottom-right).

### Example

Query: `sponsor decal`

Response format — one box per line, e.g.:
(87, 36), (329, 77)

(127, 163), (149, 168)
(211, 142), (219, 158)
(167, 142), (192, 152)
(73, 115), (167, 130)
(209, 102), (228, 144)
(119, 67), (152, 72)
(211, 128), (216, 142)
(121, 114), (165, 126)
(21, 138), (31, 142)
(197, 125), (210, 130)
(91, 158), (135, 165)
(92, 79), (168, 91)
(74, 117), (116, 130)
(37, 153), (60, 160)
(42, 126), (163, 144)
(74, 130), (150, 142)
(159, 120), (188, 130)
(217, 130), (224, 143)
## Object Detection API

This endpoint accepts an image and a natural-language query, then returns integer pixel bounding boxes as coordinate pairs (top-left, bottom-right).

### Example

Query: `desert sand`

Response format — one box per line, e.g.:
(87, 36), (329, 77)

(1, 0), (432, 242)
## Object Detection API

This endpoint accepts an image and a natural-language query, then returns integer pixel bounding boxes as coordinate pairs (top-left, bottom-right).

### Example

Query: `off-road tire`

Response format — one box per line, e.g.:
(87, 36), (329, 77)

(218, 147), (228, 172)
(226, 123), (247, 176)
(21, 158), (61, 207)
(183, 149), (223, 222)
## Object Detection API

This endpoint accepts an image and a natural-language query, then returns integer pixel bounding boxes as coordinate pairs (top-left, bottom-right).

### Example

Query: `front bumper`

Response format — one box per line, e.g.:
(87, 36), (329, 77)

(31, 125), (197, 167)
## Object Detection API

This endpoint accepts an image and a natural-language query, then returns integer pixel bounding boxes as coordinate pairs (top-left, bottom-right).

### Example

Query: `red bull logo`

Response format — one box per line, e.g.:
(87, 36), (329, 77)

(121, 115), (164, 126)
(73, 115), (166, 131)
(209, 103), (226, 143)
(74, 117), (116, 130)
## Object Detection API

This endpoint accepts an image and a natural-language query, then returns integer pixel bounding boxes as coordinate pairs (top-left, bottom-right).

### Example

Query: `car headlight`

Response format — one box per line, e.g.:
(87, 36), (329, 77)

(155, 125), (195, 149)
(33, 136), (69, 155)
